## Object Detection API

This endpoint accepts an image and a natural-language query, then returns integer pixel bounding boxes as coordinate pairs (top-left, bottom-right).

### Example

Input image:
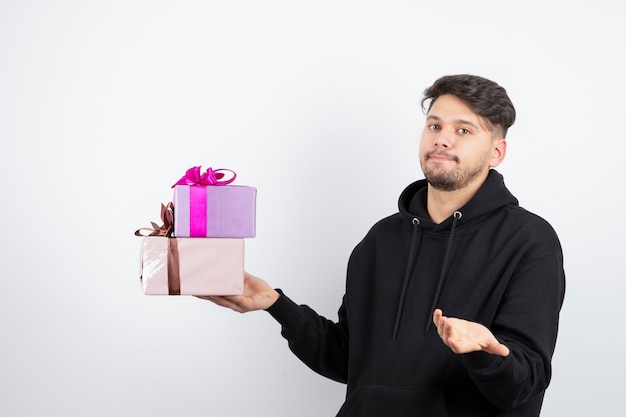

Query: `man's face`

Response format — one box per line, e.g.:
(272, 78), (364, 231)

(419, 94), (504, 191)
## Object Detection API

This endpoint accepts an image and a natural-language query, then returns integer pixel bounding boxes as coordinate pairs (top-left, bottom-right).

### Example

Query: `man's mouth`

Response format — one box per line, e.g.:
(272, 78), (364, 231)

(427, 151), (457, 162)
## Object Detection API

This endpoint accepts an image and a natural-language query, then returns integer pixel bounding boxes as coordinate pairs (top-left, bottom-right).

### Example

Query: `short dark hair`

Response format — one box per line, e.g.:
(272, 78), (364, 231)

(421, 74), (516, 138)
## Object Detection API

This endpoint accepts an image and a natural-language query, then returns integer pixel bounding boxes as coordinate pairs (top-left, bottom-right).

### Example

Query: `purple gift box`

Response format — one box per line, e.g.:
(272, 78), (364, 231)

(139, 237), (244, 295)
(172, 185), (256, 238)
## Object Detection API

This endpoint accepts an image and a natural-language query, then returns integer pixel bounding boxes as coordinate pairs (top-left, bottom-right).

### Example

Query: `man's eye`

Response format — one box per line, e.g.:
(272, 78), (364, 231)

(428, 124), (440, 130)
(457, 128), (471, 135)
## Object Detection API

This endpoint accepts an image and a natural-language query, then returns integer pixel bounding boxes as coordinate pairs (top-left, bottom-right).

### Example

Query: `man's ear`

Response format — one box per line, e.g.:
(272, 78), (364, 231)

(489, 138), (507, 168)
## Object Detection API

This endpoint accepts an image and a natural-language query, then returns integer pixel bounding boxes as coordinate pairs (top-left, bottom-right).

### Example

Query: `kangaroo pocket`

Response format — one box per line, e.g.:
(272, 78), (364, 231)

(336, 385), (448, 417)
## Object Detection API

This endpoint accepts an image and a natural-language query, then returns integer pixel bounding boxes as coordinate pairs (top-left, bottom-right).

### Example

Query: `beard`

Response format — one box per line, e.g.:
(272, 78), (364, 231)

(420, 150), (488, 191)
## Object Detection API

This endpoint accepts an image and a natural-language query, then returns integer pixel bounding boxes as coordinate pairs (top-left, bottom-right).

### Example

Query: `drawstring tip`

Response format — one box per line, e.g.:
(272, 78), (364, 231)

(392, 324), (400, 340)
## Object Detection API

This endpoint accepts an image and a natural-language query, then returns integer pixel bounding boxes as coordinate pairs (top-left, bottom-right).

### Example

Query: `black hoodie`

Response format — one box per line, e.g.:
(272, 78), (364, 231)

(267, 170), (565, 417)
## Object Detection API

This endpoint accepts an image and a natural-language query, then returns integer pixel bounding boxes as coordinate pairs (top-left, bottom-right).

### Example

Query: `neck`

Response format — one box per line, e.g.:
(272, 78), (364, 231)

(426, 172), (488, 224)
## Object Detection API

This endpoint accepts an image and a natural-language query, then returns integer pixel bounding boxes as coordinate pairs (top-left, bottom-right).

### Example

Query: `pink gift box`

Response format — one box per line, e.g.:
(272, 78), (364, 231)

(139, 237), (244, 295)
(172, 185), (256, 238)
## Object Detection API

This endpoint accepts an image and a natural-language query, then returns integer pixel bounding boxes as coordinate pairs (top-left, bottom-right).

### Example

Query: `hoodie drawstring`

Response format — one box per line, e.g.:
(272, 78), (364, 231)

(392, 211), (463, 338)
(425, 211), (462, 332)
(392, 218), (422, 340)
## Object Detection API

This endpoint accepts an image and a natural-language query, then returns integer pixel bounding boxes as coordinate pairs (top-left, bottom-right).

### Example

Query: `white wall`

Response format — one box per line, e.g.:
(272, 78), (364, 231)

(1, 1), (623, 416)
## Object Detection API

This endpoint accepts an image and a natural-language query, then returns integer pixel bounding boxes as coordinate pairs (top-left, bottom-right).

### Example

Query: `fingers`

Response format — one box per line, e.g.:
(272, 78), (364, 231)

(433, 309), (447, 340)
(433, 308), (443, 326)
(194, 295), (247, 312)
(486, 340), (511, 357)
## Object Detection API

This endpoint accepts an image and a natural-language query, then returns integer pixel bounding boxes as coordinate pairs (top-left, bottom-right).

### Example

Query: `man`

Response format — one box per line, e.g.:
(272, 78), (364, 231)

(200, 74), (566, 416)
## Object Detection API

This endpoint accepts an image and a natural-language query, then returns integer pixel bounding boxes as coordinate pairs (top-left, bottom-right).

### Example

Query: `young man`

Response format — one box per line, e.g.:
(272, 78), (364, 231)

(201, 74), (566, 417)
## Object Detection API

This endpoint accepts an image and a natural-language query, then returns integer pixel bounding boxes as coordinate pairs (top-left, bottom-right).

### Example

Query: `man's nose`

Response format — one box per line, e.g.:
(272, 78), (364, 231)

(434, 128), (453, 148)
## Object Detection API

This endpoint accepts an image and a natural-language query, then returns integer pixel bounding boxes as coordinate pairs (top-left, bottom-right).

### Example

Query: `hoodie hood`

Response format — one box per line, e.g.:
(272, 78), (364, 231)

(398, 169), (519, 232)
(392, 170), (519, 338)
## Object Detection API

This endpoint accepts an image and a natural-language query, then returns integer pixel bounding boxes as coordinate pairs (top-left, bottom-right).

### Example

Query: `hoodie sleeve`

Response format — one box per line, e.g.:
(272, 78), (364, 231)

(462, 222), (566, 410)
(266, 289), (349, 384)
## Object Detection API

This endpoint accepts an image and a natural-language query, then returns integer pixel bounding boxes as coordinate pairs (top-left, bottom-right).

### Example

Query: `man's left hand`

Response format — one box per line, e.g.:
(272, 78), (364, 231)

(433, 309), (510, 357)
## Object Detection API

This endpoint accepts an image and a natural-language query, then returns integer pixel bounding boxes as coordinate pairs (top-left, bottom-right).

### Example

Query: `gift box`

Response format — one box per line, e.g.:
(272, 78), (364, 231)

(139, 237), (244, 295)
(172, 185), (256, 238)
(171, 166), (256, 238)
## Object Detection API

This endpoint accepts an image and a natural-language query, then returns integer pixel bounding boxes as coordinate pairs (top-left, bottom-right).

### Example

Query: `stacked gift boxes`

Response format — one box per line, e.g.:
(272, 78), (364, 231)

(137, 166), (256, 295)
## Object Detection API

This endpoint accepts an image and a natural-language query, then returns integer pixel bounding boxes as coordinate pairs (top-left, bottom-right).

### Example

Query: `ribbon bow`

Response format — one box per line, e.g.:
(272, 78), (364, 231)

(135, 202), (174, 237)
(171, 166), (236, 188)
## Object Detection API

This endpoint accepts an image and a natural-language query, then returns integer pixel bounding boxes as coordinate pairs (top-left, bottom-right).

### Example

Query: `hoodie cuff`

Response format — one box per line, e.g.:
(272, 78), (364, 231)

(462, 350), (503, 372)
(265, 289), (304, 331)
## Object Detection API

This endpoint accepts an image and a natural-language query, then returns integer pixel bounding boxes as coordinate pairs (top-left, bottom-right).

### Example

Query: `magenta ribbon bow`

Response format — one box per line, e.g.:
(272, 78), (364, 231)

(171, 166), (237, 188)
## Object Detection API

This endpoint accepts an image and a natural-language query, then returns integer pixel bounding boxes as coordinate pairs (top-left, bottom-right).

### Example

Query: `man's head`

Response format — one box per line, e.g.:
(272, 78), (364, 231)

(418, 75), (515, 192)
(421, 74), (516, 139)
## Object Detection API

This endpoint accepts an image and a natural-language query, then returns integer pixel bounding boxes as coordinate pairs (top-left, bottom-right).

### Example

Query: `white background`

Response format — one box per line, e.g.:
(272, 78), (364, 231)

(1, 1), (624, 416)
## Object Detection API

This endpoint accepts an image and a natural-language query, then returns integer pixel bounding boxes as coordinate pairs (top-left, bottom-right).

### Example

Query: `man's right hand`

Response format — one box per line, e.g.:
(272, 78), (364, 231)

(195, 271), (280, 313)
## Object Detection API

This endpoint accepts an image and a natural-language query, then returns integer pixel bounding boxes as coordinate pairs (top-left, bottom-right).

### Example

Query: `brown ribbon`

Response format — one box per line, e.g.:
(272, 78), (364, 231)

(135, 202), (175, 237)
(166, 238), (181, 295)
(137, 202), (180, 294)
